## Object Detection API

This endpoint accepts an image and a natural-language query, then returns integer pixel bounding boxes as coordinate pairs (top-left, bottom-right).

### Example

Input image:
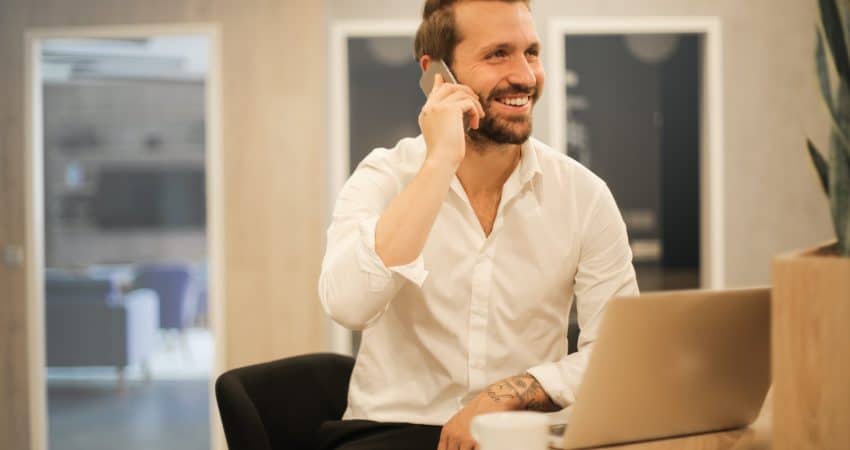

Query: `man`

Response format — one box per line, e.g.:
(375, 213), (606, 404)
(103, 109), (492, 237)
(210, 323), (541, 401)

(318, 0), (638, 449)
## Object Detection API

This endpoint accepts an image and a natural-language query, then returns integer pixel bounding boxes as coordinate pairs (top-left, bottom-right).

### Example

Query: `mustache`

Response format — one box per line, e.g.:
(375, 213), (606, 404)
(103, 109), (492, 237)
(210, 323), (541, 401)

(486, 83), (538, 102)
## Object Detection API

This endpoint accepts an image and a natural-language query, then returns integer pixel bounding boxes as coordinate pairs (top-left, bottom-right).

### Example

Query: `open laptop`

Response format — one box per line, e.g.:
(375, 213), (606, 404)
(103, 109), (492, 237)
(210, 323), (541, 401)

(556, 287), (771, 449)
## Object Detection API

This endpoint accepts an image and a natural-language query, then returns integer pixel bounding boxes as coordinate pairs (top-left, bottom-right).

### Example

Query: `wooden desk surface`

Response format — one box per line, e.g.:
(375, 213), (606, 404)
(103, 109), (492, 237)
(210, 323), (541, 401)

(582, 390), (773, 450)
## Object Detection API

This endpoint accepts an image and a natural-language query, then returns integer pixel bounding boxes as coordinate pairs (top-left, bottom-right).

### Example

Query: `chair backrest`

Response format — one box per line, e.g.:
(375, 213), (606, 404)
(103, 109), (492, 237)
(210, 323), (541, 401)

(45, 298), (126, 366)
(215, 353), (355, 450)
(44, 273), (123, 366)
(45, 275), (118, 304)
(133, 263), (194, 329)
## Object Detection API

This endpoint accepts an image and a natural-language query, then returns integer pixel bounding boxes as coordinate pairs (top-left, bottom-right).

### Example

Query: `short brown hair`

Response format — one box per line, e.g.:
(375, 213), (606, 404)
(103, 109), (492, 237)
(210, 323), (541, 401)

(413, 0), (531, 67)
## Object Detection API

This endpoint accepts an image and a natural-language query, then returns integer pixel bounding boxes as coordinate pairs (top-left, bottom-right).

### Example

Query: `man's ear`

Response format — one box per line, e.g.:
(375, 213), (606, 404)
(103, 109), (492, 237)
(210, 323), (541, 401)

(419, 55), (432, 73)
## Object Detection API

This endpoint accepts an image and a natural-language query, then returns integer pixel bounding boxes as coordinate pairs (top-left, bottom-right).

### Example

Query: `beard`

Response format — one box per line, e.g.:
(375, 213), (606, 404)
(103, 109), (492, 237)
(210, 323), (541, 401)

(468, 83), (539, 145)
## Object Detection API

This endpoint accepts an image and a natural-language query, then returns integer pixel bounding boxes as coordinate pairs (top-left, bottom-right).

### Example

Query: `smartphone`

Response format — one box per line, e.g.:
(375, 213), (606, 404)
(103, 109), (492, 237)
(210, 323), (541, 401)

(418, 59), (471, 130)
(419, 59), (458, 96)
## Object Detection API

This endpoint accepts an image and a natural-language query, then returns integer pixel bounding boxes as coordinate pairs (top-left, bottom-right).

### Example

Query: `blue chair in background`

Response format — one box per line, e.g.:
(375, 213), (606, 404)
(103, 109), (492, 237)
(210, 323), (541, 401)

(133, 263), (197, 332)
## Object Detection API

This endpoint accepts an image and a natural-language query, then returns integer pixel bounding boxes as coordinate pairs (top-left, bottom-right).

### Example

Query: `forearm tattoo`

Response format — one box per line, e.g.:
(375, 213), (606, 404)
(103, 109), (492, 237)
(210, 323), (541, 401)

(485, 373), (559, 412)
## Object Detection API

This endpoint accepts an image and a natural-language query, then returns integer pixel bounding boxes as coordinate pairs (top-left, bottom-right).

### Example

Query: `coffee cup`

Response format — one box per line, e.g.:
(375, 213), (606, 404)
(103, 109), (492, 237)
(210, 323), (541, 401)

(470, 411), (551, 450)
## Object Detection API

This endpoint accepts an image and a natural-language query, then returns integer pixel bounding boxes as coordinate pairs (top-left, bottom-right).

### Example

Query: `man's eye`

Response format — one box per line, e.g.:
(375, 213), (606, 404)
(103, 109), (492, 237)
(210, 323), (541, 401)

(526, 49), (540, 58)
(487, 50), (508, 59)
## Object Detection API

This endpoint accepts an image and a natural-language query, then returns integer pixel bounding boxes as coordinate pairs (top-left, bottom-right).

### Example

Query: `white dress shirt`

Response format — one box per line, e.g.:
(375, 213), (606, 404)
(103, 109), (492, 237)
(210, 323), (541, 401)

(319, 135), (638, 425)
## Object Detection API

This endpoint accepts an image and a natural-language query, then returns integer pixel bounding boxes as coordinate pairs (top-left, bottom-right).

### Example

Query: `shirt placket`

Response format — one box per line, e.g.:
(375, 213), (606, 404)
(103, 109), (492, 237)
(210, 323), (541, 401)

(467, 238), (495, 393)
(459, 169), (518, 397)
(467, 209), (507, 393)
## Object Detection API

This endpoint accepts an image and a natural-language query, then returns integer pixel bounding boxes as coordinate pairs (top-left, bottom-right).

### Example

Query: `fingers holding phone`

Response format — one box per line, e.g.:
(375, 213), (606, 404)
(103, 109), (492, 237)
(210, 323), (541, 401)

(429, 76), (485, 128)
(421, 62), (485, 128)
(419, 75), (481, 169)
(418, 63), (485, 169)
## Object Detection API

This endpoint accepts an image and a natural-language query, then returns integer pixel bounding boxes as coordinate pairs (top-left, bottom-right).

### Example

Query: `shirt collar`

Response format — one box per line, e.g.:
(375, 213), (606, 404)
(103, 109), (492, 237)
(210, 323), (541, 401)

(519, 138), (543, 186)
(442, 137), (543, 200)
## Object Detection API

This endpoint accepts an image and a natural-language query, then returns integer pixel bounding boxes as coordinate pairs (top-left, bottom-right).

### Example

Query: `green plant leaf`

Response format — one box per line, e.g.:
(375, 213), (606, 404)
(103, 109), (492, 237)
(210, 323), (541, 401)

(807, 139), (831, 195)
(818, 29), (850, 156)
(816, 30), (837, 113)
(814, 28), (849, 150)
(835, 81), (850, 162)
(839, 124), (850, 171)
(828, 114), (850, 162)
(828, 134), (850, 255)
(818, 0), (850, 85)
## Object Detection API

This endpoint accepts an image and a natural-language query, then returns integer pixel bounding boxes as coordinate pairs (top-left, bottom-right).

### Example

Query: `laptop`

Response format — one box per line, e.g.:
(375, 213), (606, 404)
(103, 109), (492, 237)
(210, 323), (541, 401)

(556, 287), (771, 449)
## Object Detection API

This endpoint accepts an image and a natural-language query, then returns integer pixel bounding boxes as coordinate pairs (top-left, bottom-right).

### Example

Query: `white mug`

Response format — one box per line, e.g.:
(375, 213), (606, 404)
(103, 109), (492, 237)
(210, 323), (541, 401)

(470, 411), (551, 450)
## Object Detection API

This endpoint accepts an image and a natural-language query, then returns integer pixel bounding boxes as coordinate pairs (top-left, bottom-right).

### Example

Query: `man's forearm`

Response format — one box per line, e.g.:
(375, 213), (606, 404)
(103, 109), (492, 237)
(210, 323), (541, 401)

(485, 373), (560, 412)
(375, 157), (455, 267)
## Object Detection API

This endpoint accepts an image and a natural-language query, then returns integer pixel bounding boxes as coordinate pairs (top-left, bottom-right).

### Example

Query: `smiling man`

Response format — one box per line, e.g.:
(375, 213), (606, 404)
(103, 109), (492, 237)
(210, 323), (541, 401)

(318, 1), (638, 449)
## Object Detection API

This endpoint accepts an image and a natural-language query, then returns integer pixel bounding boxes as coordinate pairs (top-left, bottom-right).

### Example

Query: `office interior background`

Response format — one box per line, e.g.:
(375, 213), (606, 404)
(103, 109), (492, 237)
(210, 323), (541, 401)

(0, 0), (837, 449)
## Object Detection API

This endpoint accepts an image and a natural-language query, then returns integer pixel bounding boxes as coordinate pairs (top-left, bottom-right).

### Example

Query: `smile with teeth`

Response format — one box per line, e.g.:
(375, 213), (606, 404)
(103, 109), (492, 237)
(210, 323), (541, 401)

(497, 96), (530, 107)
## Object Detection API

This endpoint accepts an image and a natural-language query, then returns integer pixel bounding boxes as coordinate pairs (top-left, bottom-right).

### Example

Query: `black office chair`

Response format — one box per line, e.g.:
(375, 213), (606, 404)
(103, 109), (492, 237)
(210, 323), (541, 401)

(215, 353), (355, 450)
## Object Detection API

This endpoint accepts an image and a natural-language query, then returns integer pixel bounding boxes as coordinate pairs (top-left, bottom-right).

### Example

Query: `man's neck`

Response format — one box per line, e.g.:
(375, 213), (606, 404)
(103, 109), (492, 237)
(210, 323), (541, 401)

(456, 138), (522, 197)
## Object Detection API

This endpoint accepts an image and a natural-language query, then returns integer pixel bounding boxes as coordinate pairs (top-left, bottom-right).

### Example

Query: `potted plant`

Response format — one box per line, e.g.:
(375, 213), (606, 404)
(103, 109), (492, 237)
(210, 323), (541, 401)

(772, 0), (850, 448)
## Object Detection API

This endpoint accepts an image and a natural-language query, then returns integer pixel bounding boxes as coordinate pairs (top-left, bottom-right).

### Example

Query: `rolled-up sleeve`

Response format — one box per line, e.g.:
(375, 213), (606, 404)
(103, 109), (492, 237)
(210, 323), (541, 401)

(319, 151), (429, 331)
(527, 183), (639, 407)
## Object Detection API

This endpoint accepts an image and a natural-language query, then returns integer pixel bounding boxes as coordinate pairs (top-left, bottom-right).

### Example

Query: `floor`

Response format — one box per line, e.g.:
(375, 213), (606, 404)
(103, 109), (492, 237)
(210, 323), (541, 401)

(48, 380), (210, 450)
(47, 328), (213, 450)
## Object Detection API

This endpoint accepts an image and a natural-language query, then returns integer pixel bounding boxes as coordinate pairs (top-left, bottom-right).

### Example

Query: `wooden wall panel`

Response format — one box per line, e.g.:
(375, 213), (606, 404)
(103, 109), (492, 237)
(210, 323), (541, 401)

(1, 2), (33, 448)
(0, 0), (329, 448)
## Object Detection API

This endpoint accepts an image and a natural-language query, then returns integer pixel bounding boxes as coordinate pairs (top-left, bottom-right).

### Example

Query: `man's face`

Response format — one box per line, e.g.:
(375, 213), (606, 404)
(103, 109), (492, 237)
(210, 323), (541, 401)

(450, 1), (544, 145)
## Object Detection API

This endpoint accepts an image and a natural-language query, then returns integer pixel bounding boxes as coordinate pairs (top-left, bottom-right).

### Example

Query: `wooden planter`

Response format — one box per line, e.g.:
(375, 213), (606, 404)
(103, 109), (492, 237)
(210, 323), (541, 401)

(772, 242), (850, 450)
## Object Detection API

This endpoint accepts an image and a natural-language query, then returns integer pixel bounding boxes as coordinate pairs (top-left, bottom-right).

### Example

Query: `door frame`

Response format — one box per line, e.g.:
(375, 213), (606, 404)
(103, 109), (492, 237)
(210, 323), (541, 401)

(546, 16), (725, 288)
(24, 23), (226, 450)
(327, 19), (420, 355)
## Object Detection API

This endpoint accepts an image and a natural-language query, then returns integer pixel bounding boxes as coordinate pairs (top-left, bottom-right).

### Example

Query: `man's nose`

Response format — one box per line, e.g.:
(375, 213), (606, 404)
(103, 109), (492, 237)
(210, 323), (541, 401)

(507, 56), (536, 87)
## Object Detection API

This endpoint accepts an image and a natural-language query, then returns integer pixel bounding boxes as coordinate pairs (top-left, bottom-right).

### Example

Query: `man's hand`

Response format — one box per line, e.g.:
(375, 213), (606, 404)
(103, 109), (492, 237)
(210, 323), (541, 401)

(374, 73), (483, 268)
(438, 373), (559, 450)
(418, 73), (485, 171)
(438, 387), (513, 450)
